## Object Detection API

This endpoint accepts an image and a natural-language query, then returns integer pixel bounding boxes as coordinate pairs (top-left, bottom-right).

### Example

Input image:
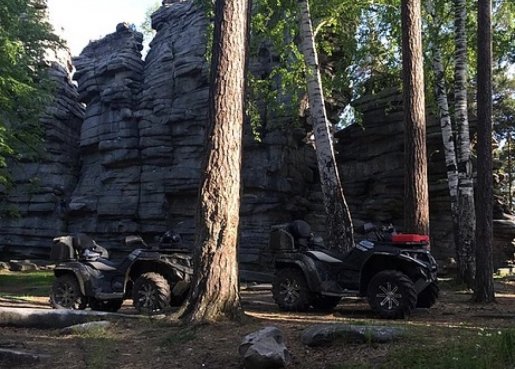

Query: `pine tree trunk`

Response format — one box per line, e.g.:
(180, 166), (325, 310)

(180, 0), (250, 323)
(508, 136), (512, 210)
(297, 0), (354, 252)
(454, 0), (476, 287)
(427, 1), (460, 250)
(474, 0), (495, 303)
(401, 0), (429, 235)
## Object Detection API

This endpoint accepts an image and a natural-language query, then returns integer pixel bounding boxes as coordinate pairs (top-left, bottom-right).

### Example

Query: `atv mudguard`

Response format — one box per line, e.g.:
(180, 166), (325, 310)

(274, 253), (325, 292)
(358, 252), (436, 296)
(53, 262), (91, 296)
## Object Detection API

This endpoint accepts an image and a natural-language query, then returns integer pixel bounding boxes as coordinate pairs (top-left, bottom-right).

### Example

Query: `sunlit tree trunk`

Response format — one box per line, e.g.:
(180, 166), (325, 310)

(401, 0), (429, 235)
(454, 0), (476, 288)
(180, 0), (250, 323)
(508, 135), (512, 210)
(297, 0), (354, 252)
(474, 0), (495, 303)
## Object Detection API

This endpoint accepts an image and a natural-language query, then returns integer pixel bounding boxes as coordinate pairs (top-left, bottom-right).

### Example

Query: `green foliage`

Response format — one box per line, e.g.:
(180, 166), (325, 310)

(139, 1), (161, 44)
(493, 74), (515, 209)
(0, 0), (60, 182)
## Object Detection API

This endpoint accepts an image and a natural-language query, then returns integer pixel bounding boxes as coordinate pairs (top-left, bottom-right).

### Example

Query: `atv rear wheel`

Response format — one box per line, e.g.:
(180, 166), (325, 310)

(272, 268), (312, 311)
(367, 270), (417, 319)
(50, 274), (87, 310)
(311, 295), (341, 311)
(89, 298), (124, 312)
(132, 272), (171, 314)
(416, 282), (439, 308)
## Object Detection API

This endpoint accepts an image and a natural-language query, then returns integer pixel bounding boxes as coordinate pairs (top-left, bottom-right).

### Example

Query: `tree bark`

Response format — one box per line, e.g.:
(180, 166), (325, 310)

(180, 0), (250, 323)
(454, 0), (476, 288)
(297, 0), (354, 252)
(401, 0), (429, 235)
(474, 0), (495, 303)
(427, 0), (460, 252)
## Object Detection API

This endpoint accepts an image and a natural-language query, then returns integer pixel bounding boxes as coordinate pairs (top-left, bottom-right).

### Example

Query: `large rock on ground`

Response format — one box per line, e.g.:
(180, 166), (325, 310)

(239, 326), (290, 369)
(301, 324), (405, 346)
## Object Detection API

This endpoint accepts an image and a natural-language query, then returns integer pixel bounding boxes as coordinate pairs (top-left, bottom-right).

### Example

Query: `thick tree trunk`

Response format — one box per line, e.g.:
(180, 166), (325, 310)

(508, 136), (512, 210)
(454, 0), (476, 287)
(297, 0), (354, 252)
(401, 0), (429, 235)
(474, 0), (495, 303)
(180, 0), (250, 323)
(427, 1), (460, 250)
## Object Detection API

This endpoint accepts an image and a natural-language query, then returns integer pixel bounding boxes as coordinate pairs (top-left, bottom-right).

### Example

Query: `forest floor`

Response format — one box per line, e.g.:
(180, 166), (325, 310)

(1, 272), (515, 369)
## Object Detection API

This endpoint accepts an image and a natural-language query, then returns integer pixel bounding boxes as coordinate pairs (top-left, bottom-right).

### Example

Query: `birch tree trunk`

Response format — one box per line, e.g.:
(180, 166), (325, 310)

(180, 0), (250, 323)
(426, 1), (460, 263)
(401, 0), (429, 235)
(474, 0), (495, 302)
(297, 0), (354, 252)
(454, 0), (476, 287)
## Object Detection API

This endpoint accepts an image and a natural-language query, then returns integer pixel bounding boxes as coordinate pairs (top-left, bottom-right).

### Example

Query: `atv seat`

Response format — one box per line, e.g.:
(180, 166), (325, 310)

(270, 220), (316, 251)
(73, 233), (96, 251)
(50, 236), (76, 261)
(269, 228), (295, 251)
(74, 233), (110, 259)
(87, 258), (121, 272)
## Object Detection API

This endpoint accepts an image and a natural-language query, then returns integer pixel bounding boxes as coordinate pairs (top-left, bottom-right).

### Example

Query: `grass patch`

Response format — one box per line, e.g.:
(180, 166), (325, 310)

(76, 325), (118, 369)
(0, 270), (53, 297)
(161, 327), (198, 346)
(333, 328), (515, 369)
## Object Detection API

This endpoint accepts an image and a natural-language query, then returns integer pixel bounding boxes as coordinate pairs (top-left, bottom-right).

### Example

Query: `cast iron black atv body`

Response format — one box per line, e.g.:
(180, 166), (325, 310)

(269, 220), (438, 319)
(49, 231), (192, 314)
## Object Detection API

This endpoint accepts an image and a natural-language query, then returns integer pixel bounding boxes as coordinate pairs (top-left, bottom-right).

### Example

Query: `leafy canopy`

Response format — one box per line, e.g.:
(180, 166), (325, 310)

(0, 0), (60, 182)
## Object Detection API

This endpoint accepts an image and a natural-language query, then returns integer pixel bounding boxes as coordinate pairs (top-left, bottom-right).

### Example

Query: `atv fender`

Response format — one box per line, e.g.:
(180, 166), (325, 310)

(359, 254), (432, 296)
(275, 255), (323, 292)
(54, 264), (88, 296)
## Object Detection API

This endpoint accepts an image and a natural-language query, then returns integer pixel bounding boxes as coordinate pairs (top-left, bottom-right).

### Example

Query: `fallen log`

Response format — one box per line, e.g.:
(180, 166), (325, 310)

(0, 307), (164, 329)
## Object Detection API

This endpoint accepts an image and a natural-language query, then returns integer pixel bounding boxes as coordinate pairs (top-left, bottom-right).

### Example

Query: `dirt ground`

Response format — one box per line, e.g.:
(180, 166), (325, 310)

(1, 279), (515, 369)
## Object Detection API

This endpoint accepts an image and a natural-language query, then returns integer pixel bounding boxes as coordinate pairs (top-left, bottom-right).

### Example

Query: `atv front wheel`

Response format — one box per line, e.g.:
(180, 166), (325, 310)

(132, 272), (171, 314)
(89, 298), (124, 312)
(367, 270), (417, 319)
(416, 282), (439, 308)
(272, 268), (312, 311)
(50, 274), (87, 310)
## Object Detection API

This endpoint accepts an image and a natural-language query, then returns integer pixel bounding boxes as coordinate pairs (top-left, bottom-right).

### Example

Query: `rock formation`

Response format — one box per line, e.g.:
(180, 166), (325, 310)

(1, 0), (513, 273)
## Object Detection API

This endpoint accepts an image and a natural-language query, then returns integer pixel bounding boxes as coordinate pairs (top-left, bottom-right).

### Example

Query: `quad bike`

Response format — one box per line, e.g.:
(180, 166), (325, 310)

(269, 220), (438, 319)
(49, 230), (192, 314)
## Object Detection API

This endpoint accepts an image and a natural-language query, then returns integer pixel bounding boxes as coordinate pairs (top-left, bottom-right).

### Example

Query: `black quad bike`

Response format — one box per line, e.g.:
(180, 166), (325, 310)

(49, 230), (192, 314)
(269, 220), (439, 319)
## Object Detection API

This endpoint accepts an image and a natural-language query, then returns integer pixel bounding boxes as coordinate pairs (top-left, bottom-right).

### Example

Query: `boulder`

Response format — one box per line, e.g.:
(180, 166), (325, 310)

(8, 260), (39, 272)
(0, 348), (47, 365)
(301, 324), (405, 346)
(239, 326), (290, 369)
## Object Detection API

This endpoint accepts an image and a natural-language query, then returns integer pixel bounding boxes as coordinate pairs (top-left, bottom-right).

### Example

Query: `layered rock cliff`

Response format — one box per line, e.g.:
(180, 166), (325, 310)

(1, 0), (513, 273)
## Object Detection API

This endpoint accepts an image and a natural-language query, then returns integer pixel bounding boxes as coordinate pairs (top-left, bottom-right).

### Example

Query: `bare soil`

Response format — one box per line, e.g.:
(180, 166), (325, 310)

(1, 279), (514, 369)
